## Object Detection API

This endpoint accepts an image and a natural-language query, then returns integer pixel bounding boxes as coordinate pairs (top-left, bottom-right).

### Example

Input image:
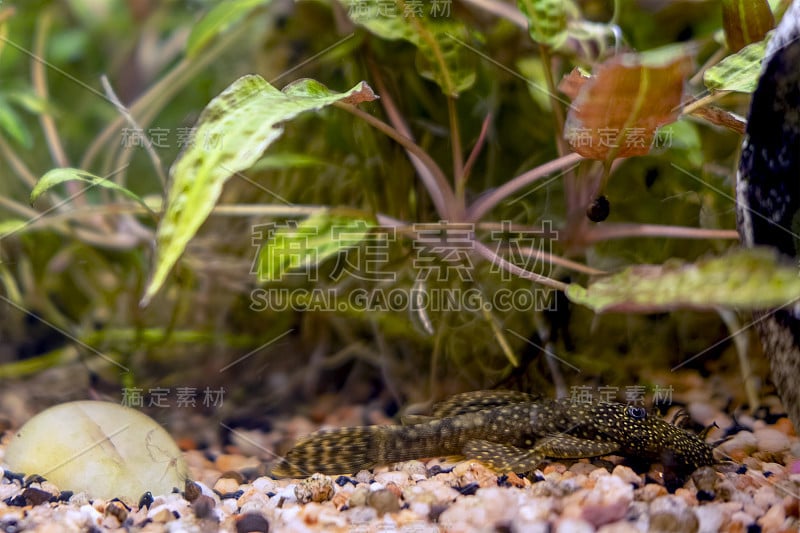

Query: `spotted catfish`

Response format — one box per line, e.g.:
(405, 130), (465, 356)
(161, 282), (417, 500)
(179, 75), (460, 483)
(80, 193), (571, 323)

(271, 390), (715, 478)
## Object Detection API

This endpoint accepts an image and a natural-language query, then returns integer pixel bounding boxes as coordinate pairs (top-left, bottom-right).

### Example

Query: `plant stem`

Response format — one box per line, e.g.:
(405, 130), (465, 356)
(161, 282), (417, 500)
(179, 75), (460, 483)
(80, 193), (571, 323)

(335, 102), (458, 220)
(680, 91), (729, 116)
(583, 223), (739, 243)
(33, 11), (69, 169)
(462, 112), (492, 186)
(472, 241), (569, 291)
(467, 152), (583, 221)
(449, 96), (465, 206)
(539, 45), (568, 156)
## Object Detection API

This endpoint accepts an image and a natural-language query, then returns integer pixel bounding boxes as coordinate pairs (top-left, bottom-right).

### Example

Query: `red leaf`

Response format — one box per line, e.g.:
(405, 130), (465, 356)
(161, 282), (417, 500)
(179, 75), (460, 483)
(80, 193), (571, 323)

(564, 48), (694, 160)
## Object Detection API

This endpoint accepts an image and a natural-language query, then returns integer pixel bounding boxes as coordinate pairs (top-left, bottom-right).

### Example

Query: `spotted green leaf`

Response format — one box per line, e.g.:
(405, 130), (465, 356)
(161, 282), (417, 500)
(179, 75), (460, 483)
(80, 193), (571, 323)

(704, 38), (768, 93)
(30, 168), (152, 214)
(141, 75), (378, 305)
(566, 248), (800, 312)
(340, 0), (475, 96)
(256, 209), (376, 282)
(517, 0), (568, 48)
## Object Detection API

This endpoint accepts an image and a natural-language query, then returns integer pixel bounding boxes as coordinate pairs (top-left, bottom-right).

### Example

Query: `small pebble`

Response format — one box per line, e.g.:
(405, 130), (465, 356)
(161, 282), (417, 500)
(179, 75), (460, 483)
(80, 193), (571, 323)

(555, 518), (594, 533)
(691, 466), (718, 497)
(753, 428), (791, 453)
(138, 491), (154, 509)
(349, 486), (369, 507)
(612, 465), (642, 487)
(355, 470), (372, 484)
(294, 473), (335, 504)
(366, 488), (401, 516)
(184, 480), (202, 502)
(334, 476), (356, 486)
(374, 471), (410, 487)
(19, 487), (52, 506)
(637, 483), (668, 502)
(191, 495), (216, 520)
(213, 476), (241, 495)
(236, 512), (269, 533)
(394, 460), (428, 479)
(757, 501), (786, 531)
(648, 510), (699, 533)
(693, 504), (726, 533)
(104, 500), (129, 524)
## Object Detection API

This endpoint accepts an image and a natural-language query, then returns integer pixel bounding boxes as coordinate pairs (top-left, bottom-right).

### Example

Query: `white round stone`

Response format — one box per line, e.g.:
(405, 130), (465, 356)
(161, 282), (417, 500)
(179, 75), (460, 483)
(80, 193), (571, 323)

(4, 401), (188, 504)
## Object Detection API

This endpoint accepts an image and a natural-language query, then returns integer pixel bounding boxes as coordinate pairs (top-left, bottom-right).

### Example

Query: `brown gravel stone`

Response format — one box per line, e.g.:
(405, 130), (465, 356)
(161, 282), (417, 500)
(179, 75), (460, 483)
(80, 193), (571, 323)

(21, 487), (52, 506)
(637, 483), (668, 502)
(184, 479), (202, 502)
(104, 500), (129, 524)
(348, 485), (369, 507)
(452, 461), (497, 487)
(366, 488), (401, 516)
(191, 495), (216, 519)
(214, 476), (241, 495)
(649, 510), (699, 533)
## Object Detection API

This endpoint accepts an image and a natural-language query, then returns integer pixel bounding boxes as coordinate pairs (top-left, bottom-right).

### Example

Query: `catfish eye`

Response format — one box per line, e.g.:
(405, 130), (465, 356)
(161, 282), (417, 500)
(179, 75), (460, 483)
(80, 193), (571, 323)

(627, 406), (647, 420)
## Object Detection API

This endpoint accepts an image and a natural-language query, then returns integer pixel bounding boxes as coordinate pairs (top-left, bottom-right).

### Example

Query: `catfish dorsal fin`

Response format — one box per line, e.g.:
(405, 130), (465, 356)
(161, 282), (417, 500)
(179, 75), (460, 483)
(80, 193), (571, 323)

(431, 390), (540, 418)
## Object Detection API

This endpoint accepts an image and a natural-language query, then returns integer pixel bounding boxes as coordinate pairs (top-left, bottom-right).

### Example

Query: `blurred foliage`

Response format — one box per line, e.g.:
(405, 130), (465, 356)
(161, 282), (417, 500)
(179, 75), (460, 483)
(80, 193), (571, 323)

(0, 0), (788, 416)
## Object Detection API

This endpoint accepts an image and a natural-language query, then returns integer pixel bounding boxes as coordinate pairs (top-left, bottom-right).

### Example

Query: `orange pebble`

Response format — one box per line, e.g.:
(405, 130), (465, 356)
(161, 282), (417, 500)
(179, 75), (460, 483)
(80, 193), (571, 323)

(175, 437), (198, 451)
(774, 417), (797, 437)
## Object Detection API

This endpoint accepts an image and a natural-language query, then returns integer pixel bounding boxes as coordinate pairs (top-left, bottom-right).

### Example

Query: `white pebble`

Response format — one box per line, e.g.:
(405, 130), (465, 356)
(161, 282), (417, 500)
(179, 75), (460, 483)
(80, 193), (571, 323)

(730, 511), (756, 529)
(717, 431), (757, 457)
(374, 470), (411, 487)
(221, 498), (238, 515)
(692, 503), (725, 533)
(252, 476), (279, 493)
(650, 495), (687, 515)
(754, 428), (791, 453)
(612, 465), (642, 487)
(79, 504), (103, 527)
(555, 518), (594, 533)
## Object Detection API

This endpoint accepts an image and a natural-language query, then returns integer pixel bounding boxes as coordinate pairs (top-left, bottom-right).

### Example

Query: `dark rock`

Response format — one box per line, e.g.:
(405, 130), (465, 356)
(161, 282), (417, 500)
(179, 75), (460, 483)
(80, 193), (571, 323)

(138, 491), (154, 509)
(192, 495), (217, 520)
(335, 475), (356, 486)
(236, 512), (269, 533)
(456, 482), (480, 496)
(184, 480), (202, 502)
(22, 487), (53, 506)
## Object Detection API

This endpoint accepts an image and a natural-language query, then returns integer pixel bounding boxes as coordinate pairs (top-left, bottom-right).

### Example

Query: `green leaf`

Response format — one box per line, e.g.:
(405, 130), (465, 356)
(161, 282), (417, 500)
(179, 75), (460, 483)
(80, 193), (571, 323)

(721, 0), (774, 52)
(517, 56), (552, 111)
(30, 168), (153, 213)
(340, 0), (475, 96)
(141, 75), (378, 304)
(517, 0), (568, 48)
(256, 209), (376, 282)
(186, 0), (270, 58)
(250, 153), (331, 171)
(0, 219), (28, 237)
(566, 248), (800, 312)
(5, 90), (51, 115)
(704, 38), (768, 93)
(0, 97), (31, 148)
